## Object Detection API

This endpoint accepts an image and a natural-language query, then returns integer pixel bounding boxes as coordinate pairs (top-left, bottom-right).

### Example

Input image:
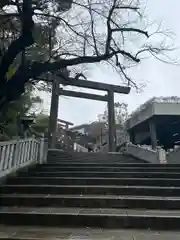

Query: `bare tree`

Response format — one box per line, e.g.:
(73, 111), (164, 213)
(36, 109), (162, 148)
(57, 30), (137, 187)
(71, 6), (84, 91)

(0, 0), (174, 109)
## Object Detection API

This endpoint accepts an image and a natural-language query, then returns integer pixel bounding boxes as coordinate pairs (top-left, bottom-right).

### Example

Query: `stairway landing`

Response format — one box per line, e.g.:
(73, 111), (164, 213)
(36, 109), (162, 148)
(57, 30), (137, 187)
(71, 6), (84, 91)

(1, 225), (180, 239)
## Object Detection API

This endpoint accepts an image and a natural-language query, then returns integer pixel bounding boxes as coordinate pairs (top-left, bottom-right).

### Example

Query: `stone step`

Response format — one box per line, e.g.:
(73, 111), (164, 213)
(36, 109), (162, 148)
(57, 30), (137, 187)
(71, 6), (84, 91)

(48, 155), (124, 157)
(1, 194), (180, 210)
(47, 154), (124, 157)
(34, 165), (180, 172)
(6, 176), (180, 186)
(36, 163), (170, 168)
(47, 153), (135, 160)
(47, 153), (133, 159)
(47, 156), (145, 163)
(46, 159), (143, 164)
(2, 185), (180, 196)
(1, 225), (180, 240)
(47, 161), (146, 165)
(1, 206), (180, 230)
(21, 171), (180, 179)
(47, 155), (123, 158)
(48, 151), (122, 156)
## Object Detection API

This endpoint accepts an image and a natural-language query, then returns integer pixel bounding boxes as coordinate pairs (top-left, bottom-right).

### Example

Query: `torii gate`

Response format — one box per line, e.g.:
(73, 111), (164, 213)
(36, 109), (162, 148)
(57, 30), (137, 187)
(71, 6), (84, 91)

(57, 118), (73, 130)
(48, 77), (130, 152)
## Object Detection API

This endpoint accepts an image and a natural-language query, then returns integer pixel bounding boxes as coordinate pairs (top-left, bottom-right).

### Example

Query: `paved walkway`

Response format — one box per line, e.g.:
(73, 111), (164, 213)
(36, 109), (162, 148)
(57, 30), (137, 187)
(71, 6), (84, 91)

(0, 225), (179, 239)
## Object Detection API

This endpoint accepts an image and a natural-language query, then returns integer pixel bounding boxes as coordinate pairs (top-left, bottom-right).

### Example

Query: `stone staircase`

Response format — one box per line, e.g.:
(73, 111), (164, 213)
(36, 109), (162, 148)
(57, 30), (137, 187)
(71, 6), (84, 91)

(1, 150), (180, 238)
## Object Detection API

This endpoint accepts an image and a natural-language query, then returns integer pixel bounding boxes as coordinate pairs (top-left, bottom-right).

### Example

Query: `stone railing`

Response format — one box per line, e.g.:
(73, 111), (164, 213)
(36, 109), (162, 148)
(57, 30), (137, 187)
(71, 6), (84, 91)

(124, 143), (166, 164)
(74, 143), (88, 152)
(43, 138), (49, 160)
(99, 144), (108, 153)
(167, 146), (180, 164)
(0, 137), (44, 179)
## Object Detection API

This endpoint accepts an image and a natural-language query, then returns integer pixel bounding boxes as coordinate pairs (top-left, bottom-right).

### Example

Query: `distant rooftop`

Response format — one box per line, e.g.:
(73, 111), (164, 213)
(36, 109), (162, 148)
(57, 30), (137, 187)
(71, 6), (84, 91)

(69, 123), (90, 131)
(130, 96), (180, 119)
(57, 118), (73, 126)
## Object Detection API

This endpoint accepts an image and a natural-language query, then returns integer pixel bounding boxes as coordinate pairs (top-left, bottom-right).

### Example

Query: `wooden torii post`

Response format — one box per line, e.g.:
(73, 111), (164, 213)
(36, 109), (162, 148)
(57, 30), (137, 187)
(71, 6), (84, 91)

(48, 77), (130, 152)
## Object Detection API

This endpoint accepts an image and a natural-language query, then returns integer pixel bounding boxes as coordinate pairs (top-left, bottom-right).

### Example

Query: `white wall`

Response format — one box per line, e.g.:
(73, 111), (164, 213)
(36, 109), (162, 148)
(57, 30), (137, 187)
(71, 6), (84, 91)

(167, 147), (180, 164)
(127, 102), (180, 130)
(126, 104), (155, 130)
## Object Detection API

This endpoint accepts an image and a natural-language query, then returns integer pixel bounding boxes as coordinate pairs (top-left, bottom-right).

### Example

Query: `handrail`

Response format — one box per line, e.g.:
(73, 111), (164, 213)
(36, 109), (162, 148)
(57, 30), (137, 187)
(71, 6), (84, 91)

(167, 145), (180, 164)
(74, 143), (88, 152)
(0, 137), (44, 179)
(124, 142), (166, 164)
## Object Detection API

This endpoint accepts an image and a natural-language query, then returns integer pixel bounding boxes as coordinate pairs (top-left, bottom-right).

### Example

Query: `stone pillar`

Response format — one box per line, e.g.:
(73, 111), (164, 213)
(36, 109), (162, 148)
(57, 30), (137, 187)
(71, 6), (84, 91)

(107, 89), (116, 152)
(157, 146), (167, 164)
(39, 138), (45, 164)
(48, 79), (59, 148)
(149, 120), (157, 150)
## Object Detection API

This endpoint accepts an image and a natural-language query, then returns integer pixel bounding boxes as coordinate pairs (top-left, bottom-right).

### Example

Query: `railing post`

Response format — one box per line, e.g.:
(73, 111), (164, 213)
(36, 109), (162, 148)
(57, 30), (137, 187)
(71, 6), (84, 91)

(39, 138), (45, 164)
(13, 140), (20, 168)
(157, 147), (167, 164)
(107, 89), (116, 152)
(74, 143), (77, 152)
(0, 137), (46, 180)
(30, 136), (35, 161)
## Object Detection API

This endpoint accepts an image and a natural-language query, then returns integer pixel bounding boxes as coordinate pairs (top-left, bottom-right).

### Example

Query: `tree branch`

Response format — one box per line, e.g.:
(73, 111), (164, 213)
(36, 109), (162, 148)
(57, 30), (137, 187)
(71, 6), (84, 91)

(0, 0), (173, 110)
(0, 0), (34, 87)
(28, 49), (140, 80)
(0, 64), (28, 109)
(105, 0), (116, 54)
(116, 6), (139, 11)
(0, 35), (33, 86)
(87, 0), (98, 55)
(112, 27), (149, 37)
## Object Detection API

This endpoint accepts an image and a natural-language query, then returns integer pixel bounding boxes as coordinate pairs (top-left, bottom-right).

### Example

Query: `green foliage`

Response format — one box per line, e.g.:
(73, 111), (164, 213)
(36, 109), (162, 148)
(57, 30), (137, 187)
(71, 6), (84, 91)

(31, 114), (49, 133)
(0, 3), (58, 92)
(0, 85), (43, 138)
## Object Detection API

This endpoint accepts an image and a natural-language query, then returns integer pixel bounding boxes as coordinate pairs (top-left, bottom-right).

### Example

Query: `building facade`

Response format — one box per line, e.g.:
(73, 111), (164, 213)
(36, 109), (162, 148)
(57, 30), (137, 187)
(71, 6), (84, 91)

(126, 97), (180, 150)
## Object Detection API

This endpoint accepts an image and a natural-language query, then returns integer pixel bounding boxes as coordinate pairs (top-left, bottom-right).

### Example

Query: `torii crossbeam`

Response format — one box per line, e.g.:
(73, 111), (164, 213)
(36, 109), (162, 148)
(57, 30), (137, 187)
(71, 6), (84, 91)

(48, 76), (130, 152)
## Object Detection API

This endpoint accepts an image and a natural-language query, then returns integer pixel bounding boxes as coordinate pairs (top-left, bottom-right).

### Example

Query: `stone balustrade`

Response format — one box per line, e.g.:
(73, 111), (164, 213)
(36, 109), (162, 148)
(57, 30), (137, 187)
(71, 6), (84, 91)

(166, 145), (180, 164)
(74, 143), (88, 152)
(124, 143), (167, 164)
(0, 137), (44, 179)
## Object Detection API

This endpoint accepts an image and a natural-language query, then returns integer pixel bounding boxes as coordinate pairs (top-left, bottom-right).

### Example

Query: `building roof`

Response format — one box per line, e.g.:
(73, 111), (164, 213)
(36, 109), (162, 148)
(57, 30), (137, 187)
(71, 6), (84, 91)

(57, 119), (73, 126)
(130, 96), (180, 119)
(70, 123), (90, 131)
(126, 96), (180, 130)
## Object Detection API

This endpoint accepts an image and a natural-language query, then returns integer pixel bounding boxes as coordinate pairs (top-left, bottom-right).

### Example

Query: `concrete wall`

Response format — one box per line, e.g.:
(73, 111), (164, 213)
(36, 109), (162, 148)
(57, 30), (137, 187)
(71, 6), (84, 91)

(167, 147), (180, 164)
(154, 103), (180, 115)
(74, 143), (88, 152)
(124, 143), (158, 163)
(99, 144), (108, 153)
(126, 102), (180, 130)
(134, 132), (150, 144)
(123, 142), (168, 164)
(126, 103), (155, 130)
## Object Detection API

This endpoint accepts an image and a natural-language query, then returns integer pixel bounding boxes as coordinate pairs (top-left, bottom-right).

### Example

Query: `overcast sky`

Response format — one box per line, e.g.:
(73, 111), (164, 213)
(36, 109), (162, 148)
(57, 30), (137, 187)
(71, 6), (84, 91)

(42, 0), (180, 126)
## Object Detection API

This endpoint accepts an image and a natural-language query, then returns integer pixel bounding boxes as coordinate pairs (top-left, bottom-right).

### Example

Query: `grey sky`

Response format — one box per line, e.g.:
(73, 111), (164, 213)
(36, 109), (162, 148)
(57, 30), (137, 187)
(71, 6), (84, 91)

(42, 0), (180, 125)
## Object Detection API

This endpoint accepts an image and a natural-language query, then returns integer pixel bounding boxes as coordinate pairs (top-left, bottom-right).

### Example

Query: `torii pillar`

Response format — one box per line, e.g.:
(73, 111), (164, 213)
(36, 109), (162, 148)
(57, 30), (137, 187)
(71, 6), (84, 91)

(149, 120), (157, 150)
(107, 89), (116, 152)
(48, 78), (59, 148)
